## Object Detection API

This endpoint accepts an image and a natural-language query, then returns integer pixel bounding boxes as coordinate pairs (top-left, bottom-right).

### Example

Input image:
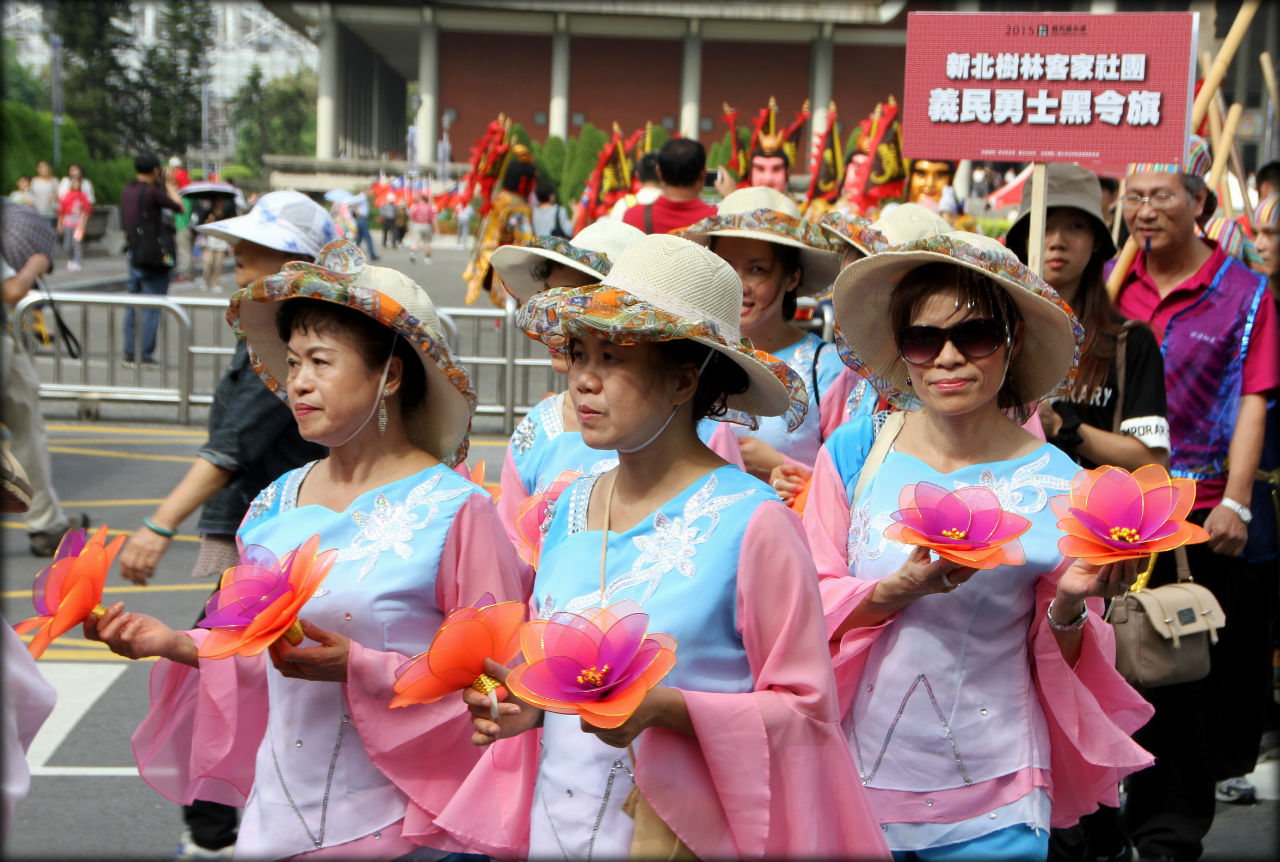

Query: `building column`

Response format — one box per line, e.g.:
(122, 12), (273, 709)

(808, 23), (834, 155)
(548, 13), (570, 140)
(417, 7), (438, 173)
(680, 20), (701, 140)
(316, 3), (339, 160)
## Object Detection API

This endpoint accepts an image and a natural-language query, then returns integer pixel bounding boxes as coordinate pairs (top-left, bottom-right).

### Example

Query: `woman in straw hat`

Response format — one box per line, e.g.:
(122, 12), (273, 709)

(437, 234), (889, 860)
(87, 241), (529, 859)
(678, 186), (844, 481)
(802, 231), (1154, 859)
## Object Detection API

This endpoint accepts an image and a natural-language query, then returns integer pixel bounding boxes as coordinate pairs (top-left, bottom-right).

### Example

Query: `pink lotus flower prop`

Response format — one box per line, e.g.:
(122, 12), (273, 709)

(514, 469), (581, 567)
(197, 535), (337, 658)
(884, 482), (1031, 569)
(14, 526), (125, 659)
(505, 600), (677, 729)
(1050, 464), (1210, 564)
(390, 592), (526, 709)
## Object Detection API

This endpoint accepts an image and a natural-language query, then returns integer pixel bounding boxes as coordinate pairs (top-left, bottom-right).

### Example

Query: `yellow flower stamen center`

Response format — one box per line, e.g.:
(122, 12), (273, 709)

(941, 528), (967, 540)
(1109, 526), (1141, 543)
(576, 664), (610, 687)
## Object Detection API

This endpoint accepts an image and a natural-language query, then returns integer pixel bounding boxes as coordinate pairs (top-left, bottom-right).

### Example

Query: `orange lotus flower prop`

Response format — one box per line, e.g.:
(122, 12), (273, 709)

(390, 592), (526, 711)
(14, 526), (125, 659)
(1050, 464), (1210, 564)
(505, 600), (677, 729)
(884, 482), (1031, 569)
(514, 469), (581, 567)
(196, 535), (336, 659)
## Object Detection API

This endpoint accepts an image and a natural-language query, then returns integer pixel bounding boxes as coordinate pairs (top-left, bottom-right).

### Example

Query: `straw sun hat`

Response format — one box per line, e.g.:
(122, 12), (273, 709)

(832, 230), (1083, 410)
(517, 233), (809, 430)
(820, 203), (953, 256)
(489, 218), (645, 303)
(228, 240), (477, 465)
(677, 186), (842, 296)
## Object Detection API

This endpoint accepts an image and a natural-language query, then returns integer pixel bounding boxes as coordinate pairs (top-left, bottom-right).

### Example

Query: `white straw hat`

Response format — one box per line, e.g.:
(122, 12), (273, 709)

(228, 241), (477, 465)
(517, 233), (809, 429)
(489, 218), (645, 302)
(197, 190), (336, 259)
(832, 230), (1083, 409)
(676, 186), (842, 296)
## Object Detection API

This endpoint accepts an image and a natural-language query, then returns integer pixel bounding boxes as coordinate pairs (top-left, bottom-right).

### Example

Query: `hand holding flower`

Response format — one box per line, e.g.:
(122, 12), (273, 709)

(579, 685), (691, 749)
(268, 619), (351, 682)
(885, 482), (1030, 570)
(84, 602), (198, 667)
(463, 658), (543, 746)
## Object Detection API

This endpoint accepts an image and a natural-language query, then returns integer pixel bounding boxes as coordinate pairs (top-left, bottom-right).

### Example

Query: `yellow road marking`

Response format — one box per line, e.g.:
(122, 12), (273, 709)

(48, 446), (195, 463)
(3, 522), (198, 543)
(47, 424), (206, 437)
(36, 650), (154, 663)
(3, 581), (213, 599)
(58, 499), (167, 507)
(45, 438), (203, 447)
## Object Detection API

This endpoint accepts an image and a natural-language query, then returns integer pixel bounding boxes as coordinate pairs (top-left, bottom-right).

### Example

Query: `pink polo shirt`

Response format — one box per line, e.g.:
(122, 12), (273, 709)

(1115, 241), (1280, 507)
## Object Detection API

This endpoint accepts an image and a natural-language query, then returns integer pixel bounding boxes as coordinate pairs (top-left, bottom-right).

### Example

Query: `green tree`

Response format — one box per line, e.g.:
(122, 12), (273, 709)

(264, 67), (317, 156)
(139, 0), (215, 156)
(2, 40), (48, 111)
(560, 122), (607, 207)
(231, 63), (267, 171)
(53, 1), (141, 160)
(535, 134), (566, 198)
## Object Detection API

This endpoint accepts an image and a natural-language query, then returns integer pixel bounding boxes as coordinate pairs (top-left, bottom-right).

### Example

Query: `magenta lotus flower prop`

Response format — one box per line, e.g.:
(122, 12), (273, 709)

(1050, 464), (1211, 564)
(504, 600), (677, 729)
(884, 482), (1031, 569)
(14, 526), (125, 659)
(197, 535), (337, 658)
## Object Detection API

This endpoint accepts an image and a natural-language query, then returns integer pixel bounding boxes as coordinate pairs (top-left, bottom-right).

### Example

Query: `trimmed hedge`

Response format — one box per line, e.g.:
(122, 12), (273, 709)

(1, 100), (134, 205)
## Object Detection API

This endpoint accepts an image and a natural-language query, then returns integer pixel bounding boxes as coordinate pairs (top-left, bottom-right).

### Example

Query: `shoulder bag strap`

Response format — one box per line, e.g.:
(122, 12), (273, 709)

(1111, 323), (1135, 434)
(643, 203), (655, 234)
(810, 341), (827, 410)
(853, 409), (906, 504)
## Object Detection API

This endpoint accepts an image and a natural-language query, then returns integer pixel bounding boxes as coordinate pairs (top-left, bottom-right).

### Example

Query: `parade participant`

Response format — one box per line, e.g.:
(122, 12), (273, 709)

(806, 97), (908, 223)
(435, 234), (888, 861)
(804, 230), (1154, 859)
(114, 190), (334, 859)
(489, 218), (646, 543)
(608, 151), (661, 220)
(463, 149), (536, 306)
(907, 158), (957, 210)
(716, 97), (810, 199)
(1111, 137), (1279, 858)
(621, 137), (717, 235)
(678, 186), (841, 479)
(88, 240), (529, 859)
(1254, 194), (1278, 276)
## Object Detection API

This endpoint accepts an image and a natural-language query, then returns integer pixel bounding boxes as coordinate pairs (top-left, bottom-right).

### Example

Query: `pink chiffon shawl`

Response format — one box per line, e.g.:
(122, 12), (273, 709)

(803, 445), (1153, 828)
(422, 499), (890, 860)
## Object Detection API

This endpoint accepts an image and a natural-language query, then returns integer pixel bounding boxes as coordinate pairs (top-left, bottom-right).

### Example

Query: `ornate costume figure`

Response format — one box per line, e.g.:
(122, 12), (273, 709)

(463, 144), (536, 307)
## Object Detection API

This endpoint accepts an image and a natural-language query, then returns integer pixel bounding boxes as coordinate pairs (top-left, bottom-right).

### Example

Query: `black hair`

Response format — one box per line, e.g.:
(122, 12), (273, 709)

(134, 153), (161, 174)
(708, 236), (804, 321)
(654, 341), (750, 424)
(888, 262), (1028, 423)
(636, 152), (660, 184)
(274, 299), (426, 413)
(750, 149), (791, 170)
(1257, 160), (1280, 192)
(502, 161), (536, 193)
(1097, 177), (1120, 194)
(656, 138), (707, 188)
(534, 182), (556, 204)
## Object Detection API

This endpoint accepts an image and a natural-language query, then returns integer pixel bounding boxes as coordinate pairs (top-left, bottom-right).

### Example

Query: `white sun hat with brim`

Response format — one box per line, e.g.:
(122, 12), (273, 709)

(489, 218), (645, 303)
(818, 211), (886, 257)
(196, 190), (336, 259)
(517, 233), (810, 430)
(227, 240), (477, 465)
(676, 186), (842, 297)
(831, 230), (1084, 410)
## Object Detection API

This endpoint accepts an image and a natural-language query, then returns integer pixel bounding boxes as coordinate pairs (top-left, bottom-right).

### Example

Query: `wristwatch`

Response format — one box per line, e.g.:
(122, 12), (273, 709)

(1219, 497), (1253, 525)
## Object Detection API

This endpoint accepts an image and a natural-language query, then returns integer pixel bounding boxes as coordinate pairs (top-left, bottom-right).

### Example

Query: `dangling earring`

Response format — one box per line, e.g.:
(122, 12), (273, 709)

(378, 390), (389, 436)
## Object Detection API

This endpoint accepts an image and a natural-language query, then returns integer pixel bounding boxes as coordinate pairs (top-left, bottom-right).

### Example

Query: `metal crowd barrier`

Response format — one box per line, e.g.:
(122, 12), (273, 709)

(14, 291), (828, 434)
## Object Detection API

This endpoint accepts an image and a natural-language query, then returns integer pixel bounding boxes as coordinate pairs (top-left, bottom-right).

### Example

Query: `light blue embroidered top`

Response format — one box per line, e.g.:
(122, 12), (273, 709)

(509, 393), (619, 496)
(734, 331), (843, 466)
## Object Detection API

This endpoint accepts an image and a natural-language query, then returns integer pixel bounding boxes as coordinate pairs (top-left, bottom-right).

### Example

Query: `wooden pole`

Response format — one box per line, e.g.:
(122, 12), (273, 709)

(1208, 103), (1244, 194)
(1109, 0), (1259, 301)
(1261, 52), (1279, 159)
(1027, 163), (1048, 278)
(1110, 176), (1126, 247)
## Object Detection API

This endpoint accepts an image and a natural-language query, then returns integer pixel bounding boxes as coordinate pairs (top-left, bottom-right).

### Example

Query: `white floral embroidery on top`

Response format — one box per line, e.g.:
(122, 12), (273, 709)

(511, 415), (537, 455)
(337, 473), (470, 581)
(563, 473), (755, 612)
(951, 452), (1069, 515)
(847, 502), (873, 569)
(248, 482), (279, 521)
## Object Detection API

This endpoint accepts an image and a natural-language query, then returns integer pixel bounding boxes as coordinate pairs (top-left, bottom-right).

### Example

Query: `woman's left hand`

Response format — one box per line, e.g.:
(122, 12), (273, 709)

(269, 618), (351, 682)
(1056, 557), (1139, 606)
(580, 686), (686, 749)
(738, 437), (785, 481)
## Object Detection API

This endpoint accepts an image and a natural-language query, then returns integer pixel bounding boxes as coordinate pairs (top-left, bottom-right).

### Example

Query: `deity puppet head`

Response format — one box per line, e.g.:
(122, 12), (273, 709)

(907, 159), (956, 206)
(746, 97), (810, 194)
(750, 150), (790, 193)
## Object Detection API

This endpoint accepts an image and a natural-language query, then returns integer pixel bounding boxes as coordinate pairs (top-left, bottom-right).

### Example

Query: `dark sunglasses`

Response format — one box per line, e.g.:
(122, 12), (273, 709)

(897, 319), (1008, 366)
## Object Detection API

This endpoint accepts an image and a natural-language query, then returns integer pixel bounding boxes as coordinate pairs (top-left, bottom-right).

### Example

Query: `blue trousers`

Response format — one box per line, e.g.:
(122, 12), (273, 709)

(354, 217), (379, 260)
(891, 825), (1048, 861)
(123, 262), (171, 361)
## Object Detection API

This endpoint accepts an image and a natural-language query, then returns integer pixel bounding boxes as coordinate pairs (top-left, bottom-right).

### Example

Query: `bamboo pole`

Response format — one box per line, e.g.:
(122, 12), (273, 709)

(1208, 103), (1244, 193)
(1107, 0), (1259, 300)
(1110, 176), (1126, 247)
(1027, 164), (1048, 277)
(1261, 52), (1279, 159)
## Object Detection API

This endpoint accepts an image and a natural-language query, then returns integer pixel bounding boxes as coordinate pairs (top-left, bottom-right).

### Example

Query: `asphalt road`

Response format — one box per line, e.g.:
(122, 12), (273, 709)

(4, 230), (1278, 861)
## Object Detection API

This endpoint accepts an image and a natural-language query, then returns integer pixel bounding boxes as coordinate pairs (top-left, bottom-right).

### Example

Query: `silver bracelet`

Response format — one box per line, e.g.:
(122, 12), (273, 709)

(1219, 497), (1252, 525)
(1047, 599), (1088, 632)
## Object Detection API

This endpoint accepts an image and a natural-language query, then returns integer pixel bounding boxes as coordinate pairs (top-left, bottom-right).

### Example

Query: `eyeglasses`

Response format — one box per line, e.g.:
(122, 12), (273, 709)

(1121, 192), (1184, 210)
(897, 319), (1008, 366)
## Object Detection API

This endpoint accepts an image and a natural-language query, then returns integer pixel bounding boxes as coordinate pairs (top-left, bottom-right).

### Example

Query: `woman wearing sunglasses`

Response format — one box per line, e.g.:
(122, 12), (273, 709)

(802, 231), (1154, 860)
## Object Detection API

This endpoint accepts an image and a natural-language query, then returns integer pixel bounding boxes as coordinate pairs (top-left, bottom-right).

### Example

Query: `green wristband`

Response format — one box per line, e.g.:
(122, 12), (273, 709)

(143, 516), (177, 538)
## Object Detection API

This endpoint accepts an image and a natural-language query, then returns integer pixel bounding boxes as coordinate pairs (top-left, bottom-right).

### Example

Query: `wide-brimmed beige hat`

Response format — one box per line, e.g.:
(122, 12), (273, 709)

(489, 218), (645, 302)
(1005, 163), (1116, 263)
(517, 233), (809, 430)
(832, 230), (1083, 409)
(228, 240), (477, 465)
(676, 186), (841, 296)
(820, 203), (953, 257)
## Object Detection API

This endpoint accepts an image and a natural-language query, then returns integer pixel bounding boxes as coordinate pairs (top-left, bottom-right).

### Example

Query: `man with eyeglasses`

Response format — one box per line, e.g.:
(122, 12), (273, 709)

(1108, 136), (1279, 862)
